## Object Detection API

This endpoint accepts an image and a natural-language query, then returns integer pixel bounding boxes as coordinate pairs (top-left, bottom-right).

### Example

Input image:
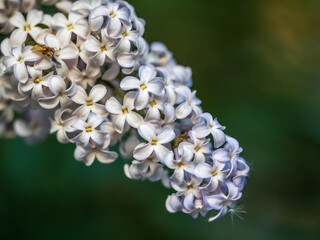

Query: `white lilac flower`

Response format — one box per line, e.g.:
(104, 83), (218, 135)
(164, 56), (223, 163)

(115, 23), (139, 52)
(1, 39), (41, 83)
(194, 159), (226, 192)
(89, 2), (130, 35)
(120, 65), (164, 110)
(53, 12), (89, 42)
(164, 147), (195, 184)
(38, 75), (77, 109)
(193, 113), (226, 148)
(74, 137), (118, 166)
(105, 91), (144, 133)
(71, 84), (107, 118)
(124, 154), (164, 182)
(206, 182), (242, 222)
(50, 108), (77, 144)
(133, 123), (175, 162)
(18, 66), (53, 100)
(9, 9), (43, 46)
(145, 94), (165, 121)
(84, 33), (116, 66)
(72, 112), (106, 146)
(171, 175), (202, 199)
(68, 59), (101, 88)
(175, 86), (201, 119)
(178, 131), (211, 163)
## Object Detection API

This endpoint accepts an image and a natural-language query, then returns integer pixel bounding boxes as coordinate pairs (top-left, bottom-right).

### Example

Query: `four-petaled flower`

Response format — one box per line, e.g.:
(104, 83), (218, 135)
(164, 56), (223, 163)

(120, 66), (164, 110)
(133, 123), (175, 162)
(105, 91), (144, 133)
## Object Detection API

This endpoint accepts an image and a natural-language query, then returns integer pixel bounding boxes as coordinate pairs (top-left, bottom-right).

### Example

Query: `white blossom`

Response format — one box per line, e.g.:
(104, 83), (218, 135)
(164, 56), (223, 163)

(133, 123), (175, 162)
(9, 9), (43, 46)
(38, 75), (77, 109)
(72, 112), (106, 146)
(105, 91), (143, 133)
(71, 84), (107, 118)
(120, 65), (164, 110)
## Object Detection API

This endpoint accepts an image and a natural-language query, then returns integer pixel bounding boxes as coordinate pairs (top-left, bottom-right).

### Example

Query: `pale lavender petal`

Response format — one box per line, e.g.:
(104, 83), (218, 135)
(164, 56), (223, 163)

(133, 143), (153, 160)
(137, 123), (156, 142)
(105, 97), (122, 114)
(157, 127), (175, 144)
(120, 76), (140, 90)
(194, 163), (212, 179)
(89, 84), (107, 102)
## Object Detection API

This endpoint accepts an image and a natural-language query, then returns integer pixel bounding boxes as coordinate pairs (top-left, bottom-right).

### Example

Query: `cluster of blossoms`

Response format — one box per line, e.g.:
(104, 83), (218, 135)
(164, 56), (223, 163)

(0, 0), (250, 221)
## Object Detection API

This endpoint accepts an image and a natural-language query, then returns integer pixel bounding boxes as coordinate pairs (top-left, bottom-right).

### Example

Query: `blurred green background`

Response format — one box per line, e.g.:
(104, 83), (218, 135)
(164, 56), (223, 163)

(1, 0), (320, 239)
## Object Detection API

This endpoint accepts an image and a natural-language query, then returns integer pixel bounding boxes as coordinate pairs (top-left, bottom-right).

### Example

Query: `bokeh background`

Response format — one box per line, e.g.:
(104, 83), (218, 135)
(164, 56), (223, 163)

(1, 0), (320, 239)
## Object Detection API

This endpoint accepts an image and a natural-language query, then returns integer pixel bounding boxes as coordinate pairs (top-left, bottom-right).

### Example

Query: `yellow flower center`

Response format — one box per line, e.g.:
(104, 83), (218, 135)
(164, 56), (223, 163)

(140, 84), (146, 90)
(25, 25), (30, 31)
(110, 13), (115, 18)
(19, 58), (24, 63)
(86, 126), (92, 132)
(187, 184), (192, 190)
(150, 101), (156, 107)
(177, 162), (184, 167)
(122, 108), (128, 114)
(208, 125), (212, 129)
(211, 171), (217, 176)
(101, 46), (106, 51)
(87, 100), (93, 106)
(67, 24), (74, 30)
(151, 140), (157, 145)
(122, 32), (126, 38)
(34, 77), (41, 84)
(194, 146), (200, 152)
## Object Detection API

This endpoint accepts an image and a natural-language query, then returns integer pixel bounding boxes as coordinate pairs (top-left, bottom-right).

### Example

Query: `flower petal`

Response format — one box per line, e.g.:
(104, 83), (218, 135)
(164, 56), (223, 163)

(105, 97), (122, 114)
(89, 84), (107, 102)
(138, 123), (156, 142)
(120, 76), (140, 90)
(194, 163), (213, 179)
(126, 112), (144, 128)
(157, 127), (175, 144)
(133, 143), (153, 160)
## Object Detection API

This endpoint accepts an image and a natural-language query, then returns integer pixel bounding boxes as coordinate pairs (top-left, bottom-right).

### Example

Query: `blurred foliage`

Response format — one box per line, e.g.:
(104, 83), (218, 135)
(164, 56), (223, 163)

(1, 0), (320, 239)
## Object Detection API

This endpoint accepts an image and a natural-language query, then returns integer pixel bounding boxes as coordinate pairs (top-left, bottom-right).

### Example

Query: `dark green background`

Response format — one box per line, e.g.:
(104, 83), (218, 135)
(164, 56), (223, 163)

(1, 0), (320, 239)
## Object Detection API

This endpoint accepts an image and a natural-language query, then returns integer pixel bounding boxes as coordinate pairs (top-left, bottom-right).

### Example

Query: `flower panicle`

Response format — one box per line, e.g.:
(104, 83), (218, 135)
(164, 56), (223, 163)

(0, 0), (250, 222)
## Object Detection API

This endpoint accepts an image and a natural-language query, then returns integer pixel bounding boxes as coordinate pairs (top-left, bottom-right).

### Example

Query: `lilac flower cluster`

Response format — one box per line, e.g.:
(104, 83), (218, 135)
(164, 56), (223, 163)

(0, 0), (249, 221)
